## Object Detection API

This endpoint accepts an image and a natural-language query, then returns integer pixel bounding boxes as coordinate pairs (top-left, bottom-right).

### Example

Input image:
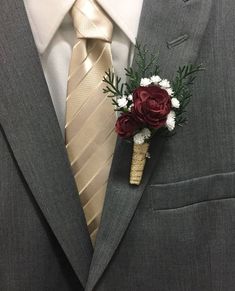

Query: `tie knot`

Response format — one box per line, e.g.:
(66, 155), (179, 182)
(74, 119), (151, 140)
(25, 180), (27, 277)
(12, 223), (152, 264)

(71, 0), (113, 42)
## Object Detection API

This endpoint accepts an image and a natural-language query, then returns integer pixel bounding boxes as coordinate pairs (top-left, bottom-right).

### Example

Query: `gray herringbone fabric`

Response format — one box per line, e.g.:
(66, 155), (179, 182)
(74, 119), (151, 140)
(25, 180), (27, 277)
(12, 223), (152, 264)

(1, 0), (235, 290)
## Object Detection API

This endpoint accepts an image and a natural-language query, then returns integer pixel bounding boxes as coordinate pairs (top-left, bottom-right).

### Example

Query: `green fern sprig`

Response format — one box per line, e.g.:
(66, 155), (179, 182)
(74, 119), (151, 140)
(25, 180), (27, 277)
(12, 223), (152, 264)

(103, 43), (161, 98)
(103, 69), (125, 98)
(135, 42), (160, 78)
(172, 64), (204, 126)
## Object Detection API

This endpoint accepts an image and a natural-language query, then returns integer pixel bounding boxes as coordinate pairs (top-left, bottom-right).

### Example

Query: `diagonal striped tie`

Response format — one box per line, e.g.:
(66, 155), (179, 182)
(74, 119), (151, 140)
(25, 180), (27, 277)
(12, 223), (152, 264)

(65, 0), (117, 244)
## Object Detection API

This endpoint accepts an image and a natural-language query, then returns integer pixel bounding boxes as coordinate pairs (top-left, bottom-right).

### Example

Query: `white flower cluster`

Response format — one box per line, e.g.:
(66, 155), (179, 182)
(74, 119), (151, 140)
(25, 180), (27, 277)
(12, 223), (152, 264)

(166, 111), (176, 131)
(140, 75), (180, 132)
(134, 128), (151, 145)
(117, 96), (128, 108)
(171, 97), (180, 109)
(140, 78), (152, 87)
(116, 94), (133, 111)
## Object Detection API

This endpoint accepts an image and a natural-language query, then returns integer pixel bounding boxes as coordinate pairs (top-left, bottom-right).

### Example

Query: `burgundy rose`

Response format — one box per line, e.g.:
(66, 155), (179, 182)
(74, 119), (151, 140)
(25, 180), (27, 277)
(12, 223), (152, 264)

(132, 85), (172, 128)
(115, 112), (141, 138)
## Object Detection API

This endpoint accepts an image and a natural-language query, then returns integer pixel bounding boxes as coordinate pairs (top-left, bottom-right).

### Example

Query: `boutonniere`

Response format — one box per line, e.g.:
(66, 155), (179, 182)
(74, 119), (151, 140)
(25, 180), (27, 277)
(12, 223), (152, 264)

(103, 43), (203, 185)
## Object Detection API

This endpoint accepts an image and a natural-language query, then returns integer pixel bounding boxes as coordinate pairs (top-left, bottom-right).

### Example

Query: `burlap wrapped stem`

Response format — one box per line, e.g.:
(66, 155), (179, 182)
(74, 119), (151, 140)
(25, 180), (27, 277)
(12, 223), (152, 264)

(129, 142), (150, 185)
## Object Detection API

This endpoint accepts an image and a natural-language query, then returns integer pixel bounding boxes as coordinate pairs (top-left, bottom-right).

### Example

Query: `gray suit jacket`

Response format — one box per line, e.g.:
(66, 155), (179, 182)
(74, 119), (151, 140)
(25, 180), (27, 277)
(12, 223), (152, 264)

(1, 0), (235, 290)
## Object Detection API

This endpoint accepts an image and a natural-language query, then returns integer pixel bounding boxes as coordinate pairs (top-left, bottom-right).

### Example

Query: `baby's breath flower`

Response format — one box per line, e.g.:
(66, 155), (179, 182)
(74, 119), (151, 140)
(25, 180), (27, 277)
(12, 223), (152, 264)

(159, 79), (171, 89)
(166, 110), (176, 131)
(150, 75), (162, 85)
(171, 98), (180, 109)
(140, 78), (152, 87)
(141, 128), (151, 139)
(117, 96), (128, 108)
(133, 133), (145, 145)
(166, 87), (174, 96)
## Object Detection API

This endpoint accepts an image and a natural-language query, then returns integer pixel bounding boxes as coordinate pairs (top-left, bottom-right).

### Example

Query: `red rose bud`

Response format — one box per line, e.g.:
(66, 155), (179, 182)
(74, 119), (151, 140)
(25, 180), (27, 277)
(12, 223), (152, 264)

(115, 113), (141, 138)
(133, 85), (172, 128)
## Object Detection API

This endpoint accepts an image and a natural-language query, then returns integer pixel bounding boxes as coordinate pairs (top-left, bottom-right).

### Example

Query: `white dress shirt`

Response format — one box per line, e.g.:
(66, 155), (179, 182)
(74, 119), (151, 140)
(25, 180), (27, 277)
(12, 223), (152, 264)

(23, 0), (143, 133)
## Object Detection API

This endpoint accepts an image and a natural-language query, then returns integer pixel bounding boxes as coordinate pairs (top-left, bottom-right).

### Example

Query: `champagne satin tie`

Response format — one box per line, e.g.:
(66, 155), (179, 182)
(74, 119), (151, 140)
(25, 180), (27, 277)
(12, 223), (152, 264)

(65, 0), (116, 244)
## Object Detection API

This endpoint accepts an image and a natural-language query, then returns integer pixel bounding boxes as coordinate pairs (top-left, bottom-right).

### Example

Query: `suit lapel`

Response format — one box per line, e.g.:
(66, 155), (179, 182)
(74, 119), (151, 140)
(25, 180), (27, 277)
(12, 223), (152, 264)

(0, 0), (92, 287)
(86, 0), (212, 290)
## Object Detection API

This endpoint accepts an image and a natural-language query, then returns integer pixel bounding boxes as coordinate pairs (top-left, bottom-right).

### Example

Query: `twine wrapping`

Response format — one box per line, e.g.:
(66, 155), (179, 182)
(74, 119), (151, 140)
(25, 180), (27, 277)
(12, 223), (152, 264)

(129, 143), (150, 185)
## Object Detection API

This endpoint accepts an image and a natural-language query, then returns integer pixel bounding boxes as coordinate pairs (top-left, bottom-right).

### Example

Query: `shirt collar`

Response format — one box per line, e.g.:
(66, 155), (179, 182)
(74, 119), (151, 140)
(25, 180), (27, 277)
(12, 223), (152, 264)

(23, 0), (143, 54)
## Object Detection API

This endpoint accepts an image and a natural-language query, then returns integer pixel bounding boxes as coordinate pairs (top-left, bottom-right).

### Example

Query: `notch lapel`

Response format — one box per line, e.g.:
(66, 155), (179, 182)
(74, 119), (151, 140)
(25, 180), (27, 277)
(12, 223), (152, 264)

(0, 0), (92, 287)
(86, 0), (212, 289)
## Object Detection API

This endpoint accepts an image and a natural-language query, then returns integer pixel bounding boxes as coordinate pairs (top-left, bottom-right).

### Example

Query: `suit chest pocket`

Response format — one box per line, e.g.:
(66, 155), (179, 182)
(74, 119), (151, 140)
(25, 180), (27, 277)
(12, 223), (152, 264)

(145, 171), (235, 211)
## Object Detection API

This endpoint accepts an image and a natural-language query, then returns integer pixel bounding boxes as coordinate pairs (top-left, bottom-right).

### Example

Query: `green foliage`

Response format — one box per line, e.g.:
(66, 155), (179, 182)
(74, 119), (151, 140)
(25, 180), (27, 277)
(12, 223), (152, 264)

(125, 42), (160, 93)
(172, 64), (204, 126)
(103, 42), (160, 101)
(103, 69), (125, 98)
